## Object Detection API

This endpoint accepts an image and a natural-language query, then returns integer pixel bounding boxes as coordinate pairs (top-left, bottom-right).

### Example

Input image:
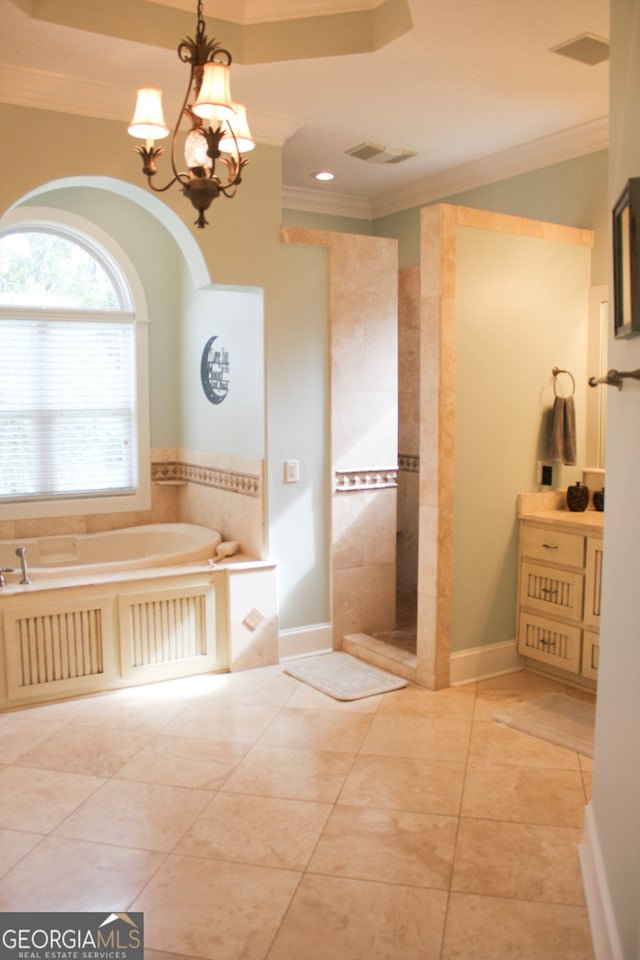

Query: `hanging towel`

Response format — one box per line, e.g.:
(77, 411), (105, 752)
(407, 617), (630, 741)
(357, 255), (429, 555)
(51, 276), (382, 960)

(550, 396), (577, 465)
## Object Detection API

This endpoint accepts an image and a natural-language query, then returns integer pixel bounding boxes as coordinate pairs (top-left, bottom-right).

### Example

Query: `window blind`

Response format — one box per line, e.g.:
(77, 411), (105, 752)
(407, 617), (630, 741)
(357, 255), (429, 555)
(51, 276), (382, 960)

(0, 318), (137, 501)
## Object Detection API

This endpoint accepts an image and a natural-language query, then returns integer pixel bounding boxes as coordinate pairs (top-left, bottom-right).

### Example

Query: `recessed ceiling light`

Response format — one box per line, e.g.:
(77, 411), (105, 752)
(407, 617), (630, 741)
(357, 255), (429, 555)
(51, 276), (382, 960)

(313, 171), (335, 181)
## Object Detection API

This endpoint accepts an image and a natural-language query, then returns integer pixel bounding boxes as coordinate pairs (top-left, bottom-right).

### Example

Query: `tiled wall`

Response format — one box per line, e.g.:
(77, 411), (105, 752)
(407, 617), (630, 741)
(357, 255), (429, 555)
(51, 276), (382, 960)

(281, 227), (399, 645)
(416, 204), (457, 689)
(328, 231), (399, 642)
(152, 448), (265, 559)
(397, 266), (421, 612)
(0, 506), (154, 543)
(332, 476), (398, 640)
(1, 448), (266, 560)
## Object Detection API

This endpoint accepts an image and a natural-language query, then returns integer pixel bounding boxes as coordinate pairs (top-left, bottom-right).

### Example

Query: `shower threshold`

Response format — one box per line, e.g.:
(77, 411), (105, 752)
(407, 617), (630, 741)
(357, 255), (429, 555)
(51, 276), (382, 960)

(342, 630), (417, 682)
(372, 626), (416, 656)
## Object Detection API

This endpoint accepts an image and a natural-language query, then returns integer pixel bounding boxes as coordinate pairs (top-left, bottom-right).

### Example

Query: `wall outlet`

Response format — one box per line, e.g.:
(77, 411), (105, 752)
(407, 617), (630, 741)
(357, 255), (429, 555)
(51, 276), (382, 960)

(537, 461), (553, 486)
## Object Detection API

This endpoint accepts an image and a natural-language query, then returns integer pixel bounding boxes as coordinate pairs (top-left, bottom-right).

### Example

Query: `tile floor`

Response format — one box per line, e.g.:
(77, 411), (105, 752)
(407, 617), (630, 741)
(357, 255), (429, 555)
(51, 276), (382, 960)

(0, 659), (595, 960)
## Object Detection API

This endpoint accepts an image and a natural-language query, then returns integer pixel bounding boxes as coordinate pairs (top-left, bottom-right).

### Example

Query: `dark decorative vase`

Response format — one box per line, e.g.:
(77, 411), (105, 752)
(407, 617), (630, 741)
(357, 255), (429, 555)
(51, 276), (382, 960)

(593, 488), (605, 512)
(567, 481), (589, 512)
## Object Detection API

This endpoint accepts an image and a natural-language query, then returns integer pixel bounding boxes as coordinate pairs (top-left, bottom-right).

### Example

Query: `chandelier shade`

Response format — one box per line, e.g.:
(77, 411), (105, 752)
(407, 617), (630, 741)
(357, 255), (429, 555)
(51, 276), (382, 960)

(128, 88), (170, 141)
(127, 0), (253, 229)
(220, 103), (255, 154)
(192, 62), (235, 120)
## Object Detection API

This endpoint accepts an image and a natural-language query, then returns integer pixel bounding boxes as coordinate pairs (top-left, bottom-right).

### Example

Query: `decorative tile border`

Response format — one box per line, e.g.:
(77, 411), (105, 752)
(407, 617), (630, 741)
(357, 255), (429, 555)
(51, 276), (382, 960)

(151, 461), (261, 498)
(398, 453), (420, 473)
(334, 467), (398, 492)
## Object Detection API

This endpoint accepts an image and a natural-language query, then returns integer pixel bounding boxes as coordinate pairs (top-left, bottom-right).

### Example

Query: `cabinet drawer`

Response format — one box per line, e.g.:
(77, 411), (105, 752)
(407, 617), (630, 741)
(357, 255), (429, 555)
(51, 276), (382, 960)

(520, 525), (585, 568)
(518, 612), (581, 673)
(520, 561), (584, 621)
(582, 630), (600, 680)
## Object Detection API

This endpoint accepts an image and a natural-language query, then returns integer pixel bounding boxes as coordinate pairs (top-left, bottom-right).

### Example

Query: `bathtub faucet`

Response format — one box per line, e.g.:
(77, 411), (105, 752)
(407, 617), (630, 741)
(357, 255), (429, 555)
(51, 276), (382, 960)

(0, 567), (17, 587)
(15, 547), (32, 584)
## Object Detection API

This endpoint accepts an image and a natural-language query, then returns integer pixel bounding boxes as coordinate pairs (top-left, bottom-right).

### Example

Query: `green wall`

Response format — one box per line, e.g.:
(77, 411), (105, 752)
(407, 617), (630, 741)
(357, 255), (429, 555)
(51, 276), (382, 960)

(283, 208), (373, 235)
(376, 149), (608, 281)
(180, 273), (265, 459)
(453, 226), (591, 653)
(374, 207), (421, 268)
(437, 151), (608, 284)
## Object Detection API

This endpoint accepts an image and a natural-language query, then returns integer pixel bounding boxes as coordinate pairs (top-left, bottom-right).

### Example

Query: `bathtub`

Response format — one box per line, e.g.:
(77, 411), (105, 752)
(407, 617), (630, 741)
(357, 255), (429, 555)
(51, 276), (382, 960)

(0, 523), (222, 579)
(0, 522), (278, 709)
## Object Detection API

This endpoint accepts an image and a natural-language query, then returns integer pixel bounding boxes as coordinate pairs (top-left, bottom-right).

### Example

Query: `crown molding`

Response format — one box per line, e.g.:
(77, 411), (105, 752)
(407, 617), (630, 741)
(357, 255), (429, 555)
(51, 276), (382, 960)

(148, 0), (385, 24)
(0, 64), (130, 125)
(248, 110), (302, 147)
(370, 115), (610, 219)
(281, 185), (373, 219)
(284, 115), (609, 221)
(0, 63), (300, 147)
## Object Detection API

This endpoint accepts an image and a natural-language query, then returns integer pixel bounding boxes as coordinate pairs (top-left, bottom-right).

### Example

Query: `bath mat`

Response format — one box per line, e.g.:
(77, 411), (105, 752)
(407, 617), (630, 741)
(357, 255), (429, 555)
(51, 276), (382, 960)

(492, 692), (595, 757)
(285, 652), (408, 701)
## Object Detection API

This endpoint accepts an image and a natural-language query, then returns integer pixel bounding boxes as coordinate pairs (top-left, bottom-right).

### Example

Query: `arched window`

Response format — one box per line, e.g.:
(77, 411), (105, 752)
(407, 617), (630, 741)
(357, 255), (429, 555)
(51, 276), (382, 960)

(0, 215), (149, 518)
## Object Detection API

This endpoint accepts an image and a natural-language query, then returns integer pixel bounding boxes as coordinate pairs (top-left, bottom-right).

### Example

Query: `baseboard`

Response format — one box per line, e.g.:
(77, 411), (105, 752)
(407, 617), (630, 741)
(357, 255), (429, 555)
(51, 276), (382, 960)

(278, 623), (333, 661)
(579, 802), (625, 960)
(449, 638), (524, 685)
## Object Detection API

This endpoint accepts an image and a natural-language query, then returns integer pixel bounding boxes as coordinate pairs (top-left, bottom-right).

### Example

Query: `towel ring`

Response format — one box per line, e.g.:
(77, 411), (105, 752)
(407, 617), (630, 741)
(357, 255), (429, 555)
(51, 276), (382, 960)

(552, 366), (575, 398)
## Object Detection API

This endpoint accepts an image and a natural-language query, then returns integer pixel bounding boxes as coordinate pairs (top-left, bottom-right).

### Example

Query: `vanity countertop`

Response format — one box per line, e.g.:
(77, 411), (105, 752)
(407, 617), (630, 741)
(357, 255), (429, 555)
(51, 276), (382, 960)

(516, 491), (604, 534)
(517, 507), (604, 534)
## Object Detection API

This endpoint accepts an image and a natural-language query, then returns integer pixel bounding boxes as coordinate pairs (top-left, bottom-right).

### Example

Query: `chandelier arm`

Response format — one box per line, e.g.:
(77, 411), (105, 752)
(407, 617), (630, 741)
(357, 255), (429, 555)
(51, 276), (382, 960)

(165, 64), (200, 182)
(217, 150), (249, 194)
(146, 172), (189, 194)
(224, 124), (239, 179)
(218, 168), (247, 197)
(214, 123), (245, 190)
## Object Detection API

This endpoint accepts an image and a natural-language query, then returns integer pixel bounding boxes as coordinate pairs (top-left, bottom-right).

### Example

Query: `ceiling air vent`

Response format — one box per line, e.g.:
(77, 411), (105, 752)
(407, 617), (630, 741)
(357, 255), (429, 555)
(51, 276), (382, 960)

(346, 141), (417, 164)
(551, 33), (609, 66)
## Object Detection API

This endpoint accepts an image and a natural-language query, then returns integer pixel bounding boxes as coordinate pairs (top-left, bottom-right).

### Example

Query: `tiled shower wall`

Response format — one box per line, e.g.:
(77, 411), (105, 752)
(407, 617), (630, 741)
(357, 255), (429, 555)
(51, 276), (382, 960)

(397, 265), (421, 614)
(330, 229), (399, 643)
(281, 226), (399, 645)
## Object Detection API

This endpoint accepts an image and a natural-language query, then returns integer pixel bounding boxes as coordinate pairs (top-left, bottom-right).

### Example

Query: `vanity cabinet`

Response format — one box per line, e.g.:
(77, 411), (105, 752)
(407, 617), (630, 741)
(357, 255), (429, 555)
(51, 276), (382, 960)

(517, 512), (603, 683)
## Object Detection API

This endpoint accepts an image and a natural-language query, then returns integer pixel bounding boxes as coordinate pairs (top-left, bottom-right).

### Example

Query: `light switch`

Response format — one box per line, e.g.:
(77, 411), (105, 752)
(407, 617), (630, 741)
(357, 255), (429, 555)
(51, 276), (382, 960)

(284, 459), (300, 483)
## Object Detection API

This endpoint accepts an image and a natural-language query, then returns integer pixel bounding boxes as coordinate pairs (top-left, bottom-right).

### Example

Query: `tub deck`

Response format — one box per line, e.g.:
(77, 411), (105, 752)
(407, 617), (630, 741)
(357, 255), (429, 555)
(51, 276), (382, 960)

(0, 556), (278, 710)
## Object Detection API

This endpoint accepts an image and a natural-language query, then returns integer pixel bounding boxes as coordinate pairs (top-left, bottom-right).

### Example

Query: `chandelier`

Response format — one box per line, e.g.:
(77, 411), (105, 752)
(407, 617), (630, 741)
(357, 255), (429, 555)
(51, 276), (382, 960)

(127, 0), (254, 228)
